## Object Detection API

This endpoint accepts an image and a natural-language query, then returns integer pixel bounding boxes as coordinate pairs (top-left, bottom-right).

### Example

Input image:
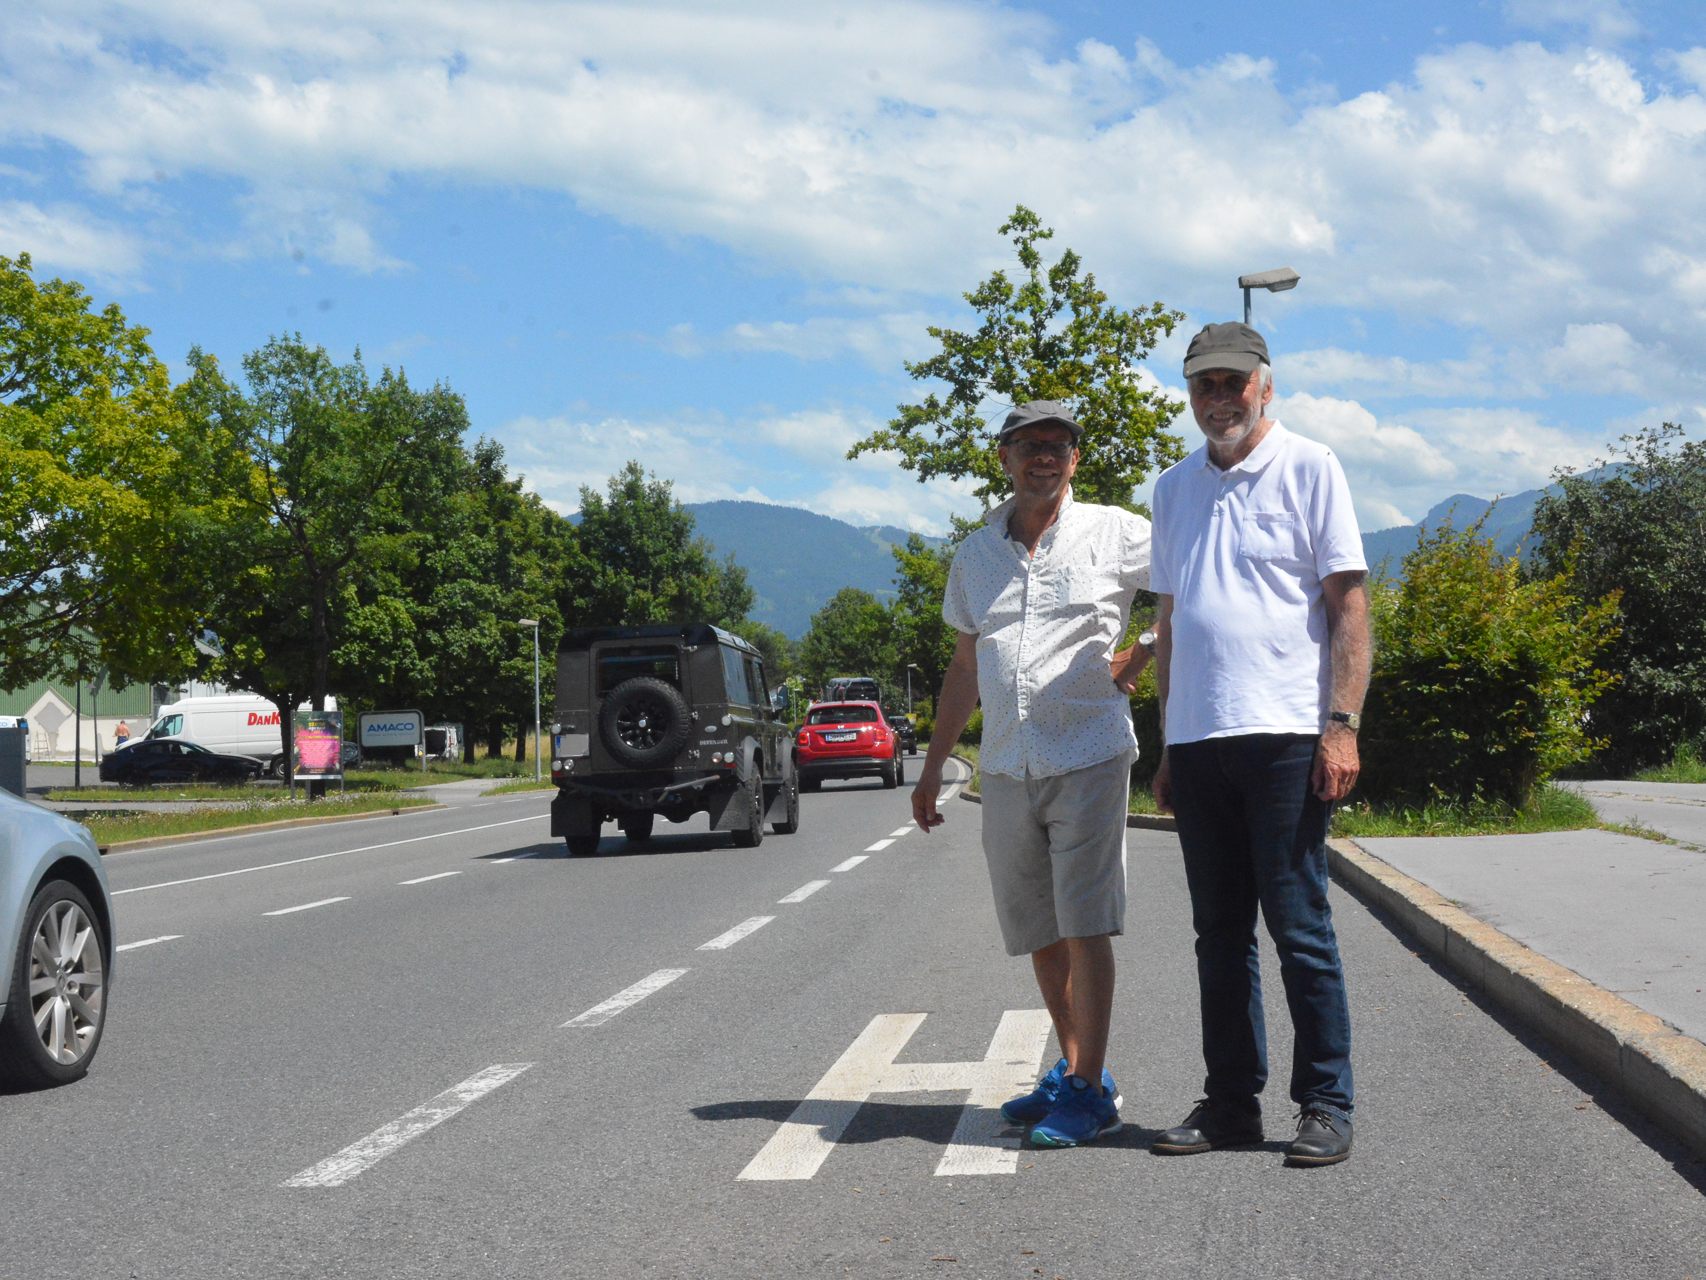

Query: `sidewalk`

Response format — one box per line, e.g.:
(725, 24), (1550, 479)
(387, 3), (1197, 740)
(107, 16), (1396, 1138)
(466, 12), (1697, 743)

(1326, 780), (1706, 1164)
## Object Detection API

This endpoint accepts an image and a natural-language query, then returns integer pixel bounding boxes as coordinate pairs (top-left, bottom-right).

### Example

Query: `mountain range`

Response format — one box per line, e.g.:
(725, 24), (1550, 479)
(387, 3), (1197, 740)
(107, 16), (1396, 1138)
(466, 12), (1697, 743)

(686, 480), (1565, 638)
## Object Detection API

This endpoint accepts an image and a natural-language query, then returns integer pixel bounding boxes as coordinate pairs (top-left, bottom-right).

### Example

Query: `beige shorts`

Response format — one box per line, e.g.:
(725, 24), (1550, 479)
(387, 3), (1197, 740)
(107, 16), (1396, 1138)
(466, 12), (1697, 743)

(978, 751), (1132, 956)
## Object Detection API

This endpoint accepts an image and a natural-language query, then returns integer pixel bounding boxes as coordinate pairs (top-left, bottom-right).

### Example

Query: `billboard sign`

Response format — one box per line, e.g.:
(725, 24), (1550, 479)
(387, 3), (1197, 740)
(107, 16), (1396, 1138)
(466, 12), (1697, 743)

(359, 710), (424, 749)
(293, 709), (345, 779)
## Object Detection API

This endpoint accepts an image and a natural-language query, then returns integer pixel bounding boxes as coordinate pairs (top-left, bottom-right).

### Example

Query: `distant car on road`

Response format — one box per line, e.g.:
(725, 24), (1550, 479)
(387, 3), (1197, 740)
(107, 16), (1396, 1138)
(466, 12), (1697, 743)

(891, 712), (917, 756)
(795, 700), (903, 790)
(98, 737), (261, 786)
(0, 787), (112, 1087)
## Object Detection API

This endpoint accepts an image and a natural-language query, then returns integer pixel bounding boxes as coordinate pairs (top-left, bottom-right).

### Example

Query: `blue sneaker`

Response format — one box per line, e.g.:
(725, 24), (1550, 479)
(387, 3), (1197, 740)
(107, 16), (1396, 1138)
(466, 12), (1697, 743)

(1029, 1073), (1122, 1148)
(1002, 1059), (1122, 1127)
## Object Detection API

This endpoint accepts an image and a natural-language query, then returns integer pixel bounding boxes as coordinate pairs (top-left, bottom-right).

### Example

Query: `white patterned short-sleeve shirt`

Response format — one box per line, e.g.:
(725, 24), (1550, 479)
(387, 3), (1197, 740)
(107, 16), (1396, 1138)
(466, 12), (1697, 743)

(943, 487), (1152, 779)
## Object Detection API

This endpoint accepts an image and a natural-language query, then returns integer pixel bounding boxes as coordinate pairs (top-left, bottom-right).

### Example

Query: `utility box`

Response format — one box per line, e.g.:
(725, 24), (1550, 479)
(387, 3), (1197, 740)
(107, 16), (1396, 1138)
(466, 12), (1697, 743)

(0, 725), (26, 798)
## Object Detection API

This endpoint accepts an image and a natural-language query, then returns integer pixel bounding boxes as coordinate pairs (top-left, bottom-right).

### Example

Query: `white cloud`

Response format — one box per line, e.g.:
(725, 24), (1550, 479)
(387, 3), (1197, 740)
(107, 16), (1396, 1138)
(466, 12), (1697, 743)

(1504, 0), (1641, 43)
(653, 312), (937, 369)
(0, 200), (146, 286)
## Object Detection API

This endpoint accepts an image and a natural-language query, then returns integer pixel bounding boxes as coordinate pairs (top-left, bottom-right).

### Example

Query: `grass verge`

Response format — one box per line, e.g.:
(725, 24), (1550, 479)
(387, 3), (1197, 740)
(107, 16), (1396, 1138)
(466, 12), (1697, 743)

(1633, 743), (1706, 784)
(1330, 783), (1601, 838)
(484, 778), (555, 795)
(79, 793), (436, 846)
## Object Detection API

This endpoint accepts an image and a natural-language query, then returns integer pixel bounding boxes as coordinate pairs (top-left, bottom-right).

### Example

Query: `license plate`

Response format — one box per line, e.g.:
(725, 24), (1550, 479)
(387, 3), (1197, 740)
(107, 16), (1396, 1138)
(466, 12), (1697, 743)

(823, 731), (857, 742)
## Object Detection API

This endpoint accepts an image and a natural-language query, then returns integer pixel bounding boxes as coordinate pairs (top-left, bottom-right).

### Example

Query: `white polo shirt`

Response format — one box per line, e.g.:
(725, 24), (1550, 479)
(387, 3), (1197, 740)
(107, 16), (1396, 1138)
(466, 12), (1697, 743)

(1150, 422), (1366, 745)
(943, 487), (1152, 779)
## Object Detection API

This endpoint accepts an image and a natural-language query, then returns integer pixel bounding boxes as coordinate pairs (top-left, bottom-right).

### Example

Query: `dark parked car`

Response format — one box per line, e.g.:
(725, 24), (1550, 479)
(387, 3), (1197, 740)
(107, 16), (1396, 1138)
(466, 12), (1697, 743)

(550, 623), (800, 856)
(0, 787), (112, 1087)
(99, 737), (262, 786)
(795, 700), (903, 789)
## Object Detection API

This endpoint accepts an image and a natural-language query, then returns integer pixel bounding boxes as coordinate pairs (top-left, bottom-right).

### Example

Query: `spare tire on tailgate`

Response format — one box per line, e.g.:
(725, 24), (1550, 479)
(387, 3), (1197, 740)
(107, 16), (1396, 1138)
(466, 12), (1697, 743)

(598, 676), (692, 768)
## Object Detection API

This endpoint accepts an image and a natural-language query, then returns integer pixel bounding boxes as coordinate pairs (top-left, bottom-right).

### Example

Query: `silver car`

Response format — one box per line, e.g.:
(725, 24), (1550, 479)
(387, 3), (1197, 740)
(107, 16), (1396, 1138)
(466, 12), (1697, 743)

(0, 788), (113, 1088)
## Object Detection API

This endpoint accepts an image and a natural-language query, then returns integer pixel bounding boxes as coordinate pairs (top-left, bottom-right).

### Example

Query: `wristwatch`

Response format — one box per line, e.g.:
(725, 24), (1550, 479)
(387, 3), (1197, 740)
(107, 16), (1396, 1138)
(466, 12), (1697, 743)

(1327, 710), (1361, 731)
(1137, 629), (1157, 653)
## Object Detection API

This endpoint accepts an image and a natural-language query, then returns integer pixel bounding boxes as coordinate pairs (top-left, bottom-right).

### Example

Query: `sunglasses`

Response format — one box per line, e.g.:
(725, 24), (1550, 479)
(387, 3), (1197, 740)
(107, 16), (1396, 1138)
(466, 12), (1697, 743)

(1008, 439), (1075, 460)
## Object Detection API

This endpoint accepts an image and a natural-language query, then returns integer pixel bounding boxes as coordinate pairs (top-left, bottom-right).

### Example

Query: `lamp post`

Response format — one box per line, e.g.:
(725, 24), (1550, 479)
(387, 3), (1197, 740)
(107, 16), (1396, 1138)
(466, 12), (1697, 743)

(517, 618), (541, 782)
(1238, 267), (1300, 325)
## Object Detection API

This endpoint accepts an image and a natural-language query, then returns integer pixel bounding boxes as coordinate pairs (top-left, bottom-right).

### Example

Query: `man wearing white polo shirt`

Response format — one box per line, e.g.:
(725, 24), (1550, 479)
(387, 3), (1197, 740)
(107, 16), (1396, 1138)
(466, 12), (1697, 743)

(912, 400), (1153, 1150)
(1148, 323), (1371, 1167)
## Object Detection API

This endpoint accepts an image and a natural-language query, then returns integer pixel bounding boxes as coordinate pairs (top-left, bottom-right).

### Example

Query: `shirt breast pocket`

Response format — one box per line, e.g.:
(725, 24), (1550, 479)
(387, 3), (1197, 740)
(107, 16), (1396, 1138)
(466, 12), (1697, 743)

(1240, 511), (1304, 564)
(1050, 565), (1104, 609)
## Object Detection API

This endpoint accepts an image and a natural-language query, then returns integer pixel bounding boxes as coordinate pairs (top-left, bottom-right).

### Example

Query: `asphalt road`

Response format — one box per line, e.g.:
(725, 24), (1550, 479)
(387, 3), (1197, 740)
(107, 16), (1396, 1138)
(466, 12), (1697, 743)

(4, 767), (1704, 1279)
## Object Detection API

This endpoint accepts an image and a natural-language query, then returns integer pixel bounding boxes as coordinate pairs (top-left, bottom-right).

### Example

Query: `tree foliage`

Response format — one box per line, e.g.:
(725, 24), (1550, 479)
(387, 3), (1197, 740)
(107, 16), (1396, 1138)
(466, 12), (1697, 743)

(569, 461), (753, 628)
(847, 206), (1186, 510)
(887, 533), (956, 705)
(1359, 520), (1620, 808)
(796, 587), (898, 698)
(0, 253), (207, 688)
(1529, 423), (1706, 773)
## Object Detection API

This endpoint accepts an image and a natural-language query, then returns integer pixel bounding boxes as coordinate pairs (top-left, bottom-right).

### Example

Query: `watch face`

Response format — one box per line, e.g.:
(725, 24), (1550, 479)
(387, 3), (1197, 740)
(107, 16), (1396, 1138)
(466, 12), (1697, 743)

(1138, 630), (1157, 647)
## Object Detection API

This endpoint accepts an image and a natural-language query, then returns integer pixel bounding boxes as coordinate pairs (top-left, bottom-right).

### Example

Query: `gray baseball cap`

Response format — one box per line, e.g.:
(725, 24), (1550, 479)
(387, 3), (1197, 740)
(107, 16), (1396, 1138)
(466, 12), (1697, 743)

(996, 399), (1083, 443)
(1183, 322), (1270, 378)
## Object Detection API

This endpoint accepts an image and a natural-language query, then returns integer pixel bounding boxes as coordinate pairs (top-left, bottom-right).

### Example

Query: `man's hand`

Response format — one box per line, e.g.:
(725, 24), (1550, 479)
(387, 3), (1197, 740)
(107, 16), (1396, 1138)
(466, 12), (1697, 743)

(1151, 750), (1173, 814)
(912, 763), (947, 833)
(1312, 723), (1360, 802)
(1110, 643), (1150, 695)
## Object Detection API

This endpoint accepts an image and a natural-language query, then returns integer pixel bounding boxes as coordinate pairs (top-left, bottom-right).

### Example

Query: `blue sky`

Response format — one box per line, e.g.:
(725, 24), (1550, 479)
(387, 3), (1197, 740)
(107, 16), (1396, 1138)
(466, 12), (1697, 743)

(4, 0), (1703, 534)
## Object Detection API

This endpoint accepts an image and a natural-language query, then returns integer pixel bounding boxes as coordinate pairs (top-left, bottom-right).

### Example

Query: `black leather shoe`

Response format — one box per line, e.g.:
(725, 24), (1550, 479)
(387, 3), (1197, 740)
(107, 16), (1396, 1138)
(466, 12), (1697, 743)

(1150, 1098), (1264, 1155)
(1285, 1106), (1353, 1166)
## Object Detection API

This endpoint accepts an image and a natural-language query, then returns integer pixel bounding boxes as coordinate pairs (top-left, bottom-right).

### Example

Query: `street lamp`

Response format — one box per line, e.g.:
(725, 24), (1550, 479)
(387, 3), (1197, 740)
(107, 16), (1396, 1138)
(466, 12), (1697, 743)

(906, 663), (922, 713)
(517, 618), (541, 783)
(1238, 267), (1300, 325)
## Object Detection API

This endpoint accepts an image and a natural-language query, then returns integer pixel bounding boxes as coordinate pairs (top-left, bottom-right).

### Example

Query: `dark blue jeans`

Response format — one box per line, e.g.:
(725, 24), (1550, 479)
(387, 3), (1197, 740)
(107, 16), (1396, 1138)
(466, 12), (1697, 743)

(1168, 734), (1354, 1121)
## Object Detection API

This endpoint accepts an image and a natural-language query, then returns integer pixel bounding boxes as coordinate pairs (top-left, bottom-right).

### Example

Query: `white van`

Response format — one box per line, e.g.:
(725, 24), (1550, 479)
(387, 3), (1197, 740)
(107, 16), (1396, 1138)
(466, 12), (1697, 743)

(145, 694), (338, 778)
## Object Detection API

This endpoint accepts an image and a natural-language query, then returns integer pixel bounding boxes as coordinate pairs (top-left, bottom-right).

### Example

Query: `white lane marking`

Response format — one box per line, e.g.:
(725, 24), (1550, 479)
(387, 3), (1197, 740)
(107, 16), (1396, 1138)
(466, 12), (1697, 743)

(264, 896), (351, 917)
(830, 856), (867, 873)
(698, 917), (775, 951)
(561, 968), (688, 1028)
(739, 1010), (1053, 1181)
(864, 839), (895, 852)
(283, 1063), (533, 1188)
(114, 815), (546, 896)
(116, 935), (183, 952)
(889, 826), (914, 838)
(778, 879), (829, 904)
(399, 871), (462, 885)
(493, 850), (546, 863)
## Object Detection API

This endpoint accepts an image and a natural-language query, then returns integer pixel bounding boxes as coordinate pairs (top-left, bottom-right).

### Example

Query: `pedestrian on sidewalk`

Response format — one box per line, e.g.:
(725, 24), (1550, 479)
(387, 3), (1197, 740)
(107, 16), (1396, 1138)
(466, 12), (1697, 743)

(1148, 322), (1372, 1167)
(912, 399), (1154, 1149)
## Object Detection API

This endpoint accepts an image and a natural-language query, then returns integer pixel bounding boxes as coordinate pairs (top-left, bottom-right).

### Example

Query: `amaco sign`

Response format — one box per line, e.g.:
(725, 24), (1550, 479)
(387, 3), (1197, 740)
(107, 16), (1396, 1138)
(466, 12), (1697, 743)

(358, 710), (425, 749)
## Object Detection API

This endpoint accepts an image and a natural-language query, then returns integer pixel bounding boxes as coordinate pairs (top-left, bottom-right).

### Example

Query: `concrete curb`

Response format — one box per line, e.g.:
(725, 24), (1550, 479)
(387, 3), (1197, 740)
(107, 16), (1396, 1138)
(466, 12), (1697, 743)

(1328, 835), (1706, 1165)
(97, 801), (446, 855)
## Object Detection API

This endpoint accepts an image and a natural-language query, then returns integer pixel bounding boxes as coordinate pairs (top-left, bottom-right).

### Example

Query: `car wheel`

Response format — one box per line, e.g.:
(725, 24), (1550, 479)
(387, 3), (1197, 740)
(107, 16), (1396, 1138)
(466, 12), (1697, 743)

(564, 833), (601, 857)
(619, 812), (655, 842)
(730, 772), (765, 848)
(267, 754), (287, 780)
(0, 880), (109, 1089)
(598, 677), (693, 769)
(881, 756), (898, 789)
(895, 752), (906, 787)
(772, 771), (801, 835)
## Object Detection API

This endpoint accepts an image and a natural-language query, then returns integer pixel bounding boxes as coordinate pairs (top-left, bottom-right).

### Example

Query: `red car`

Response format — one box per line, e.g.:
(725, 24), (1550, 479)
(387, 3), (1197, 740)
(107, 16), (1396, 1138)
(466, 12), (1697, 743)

(795, 701), (904, 790)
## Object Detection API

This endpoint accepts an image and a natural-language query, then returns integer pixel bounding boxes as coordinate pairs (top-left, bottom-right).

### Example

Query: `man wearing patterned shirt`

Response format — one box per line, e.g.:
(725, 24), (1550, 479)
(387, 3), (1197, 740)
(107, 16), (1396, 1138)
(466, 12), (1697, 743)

(912, 399), (1153, 1149)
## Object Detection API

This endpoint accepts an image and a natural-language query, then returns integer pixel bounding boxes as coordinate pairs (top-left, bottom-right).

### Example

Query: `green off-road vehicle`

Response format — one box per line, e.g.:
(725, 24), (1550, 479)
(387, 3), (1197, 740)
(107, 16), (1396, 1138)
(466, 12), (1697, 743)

(549, 624), (801, 856)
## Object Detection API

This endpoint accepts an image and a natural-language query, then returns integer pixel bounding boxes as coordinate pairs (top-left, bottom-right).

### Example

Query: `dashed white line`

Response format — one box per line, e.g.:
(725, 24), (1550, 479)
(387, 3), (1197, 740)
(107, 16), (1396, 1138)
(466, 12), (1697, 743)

(115, 935), (182, 952)
(889, 826), (914, 838)
(283, 1063), (533, 1188)
(399, 871), (462, 886)
(830, 856), (868, 873)
(779, 879), (830, 904)
(114, 814), (547, 896)
(698, 916), (775, 950)
(493, 850), (546, 863)
(561, 968), (688, 1028)
(264, 896), (350, 917)
(864, 839), (895, 852)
